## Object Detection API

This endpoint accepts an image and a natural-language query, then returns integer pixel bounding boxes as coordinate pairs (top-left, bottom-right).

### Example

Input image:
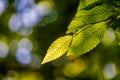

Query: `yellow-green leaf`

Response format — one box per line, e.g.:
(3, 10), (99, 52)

(67, 22), (106, 56)
(41, 35), (72, 64)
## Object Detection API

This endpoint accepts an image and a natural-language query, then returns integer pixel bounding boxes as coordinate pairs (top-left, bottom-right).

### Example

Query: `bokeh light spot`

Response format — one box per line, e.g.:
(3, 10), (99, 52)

(15, 48), (31, 65)
(0, 0), (7, 15)
(9, 14), (22, 32)
(0, 42), (9, 58)
(63, 59), (88, 77)
(102, 28), (116, 46)
(103, 63), (116, 79)
(14, 0), (34, 12)
(37, 1), (53, 15)
(3, 77), (13, 80)
(18, 38), (33, 51)
(21, 8), (41, 27)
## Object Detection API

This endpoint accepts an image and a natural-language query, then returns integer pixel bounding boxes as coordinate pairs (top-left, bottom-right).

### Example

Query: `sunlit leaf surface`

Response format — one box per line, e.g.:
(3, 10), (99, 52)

(42, 35), (72, 64)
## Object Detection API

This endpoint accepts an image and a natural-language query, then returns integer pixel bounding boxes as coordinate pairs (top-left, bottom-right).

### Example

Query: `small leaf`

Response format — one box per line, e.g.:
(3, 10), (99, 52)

(66, 18), (86, 34)
(67, 22), (106, 56)
(66, 3), (114, 34)
(41, 35), (72, 64)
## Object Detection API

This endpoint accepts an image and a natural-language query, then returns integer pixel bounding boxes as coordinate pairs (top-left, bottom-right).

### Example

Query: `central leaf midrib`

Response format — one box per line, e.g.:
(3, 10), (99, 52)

(48, 37), (72, 55)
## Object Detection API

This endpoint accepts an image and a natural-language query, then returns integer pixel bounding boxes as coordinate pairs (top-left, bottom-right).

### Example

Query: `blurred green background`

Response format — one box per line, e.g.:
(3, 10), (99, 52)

(0, 0), (120, 80)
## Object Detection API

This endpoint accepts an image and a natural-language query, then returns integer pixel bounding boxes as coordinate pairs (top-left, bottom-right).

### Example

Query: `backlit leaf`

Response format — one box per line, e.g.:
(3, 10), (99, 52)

(67, 22), (106, 56)
(41, 35), (72, 64)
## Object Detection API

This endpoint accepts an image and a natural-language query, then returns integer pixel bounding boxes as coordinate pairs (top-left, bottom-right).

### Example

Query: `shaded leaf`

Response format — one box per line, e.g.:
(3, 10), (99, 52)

(67, 22), (106, 56)
(41, 35), (72, 64)
(78, 0), (103, 10)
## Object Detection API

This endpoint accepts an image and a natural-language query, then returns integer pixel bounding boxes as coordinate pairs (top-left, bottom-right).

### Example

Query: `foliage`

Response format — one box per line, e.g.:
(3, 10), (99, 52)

(42, 0), (120, 64)
(1, 0), (120, 80)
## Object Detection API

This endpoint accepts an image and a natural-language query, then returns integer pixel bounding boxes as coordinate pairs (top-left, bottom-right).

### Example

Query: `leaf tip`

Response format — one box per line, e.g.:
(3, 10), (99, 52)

(41, 59), (49, 64)
(66, 30), (71, 34)
(41, 60), (46, 65)
(66, 52), (72, 56)
(41, 62), (46, 65)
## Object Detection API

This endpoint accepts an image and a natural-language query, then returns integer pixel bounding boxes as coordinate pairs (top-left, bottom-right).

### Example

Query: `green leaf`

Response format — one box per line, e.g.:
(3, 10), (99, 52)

(75, 3), (114, 21)
(41, 35), (72, 64)
(67, 22), (106, 56)
(66, 3), (114, 34)
(66, 18), (86, 34)
(78, 0), (103, 10)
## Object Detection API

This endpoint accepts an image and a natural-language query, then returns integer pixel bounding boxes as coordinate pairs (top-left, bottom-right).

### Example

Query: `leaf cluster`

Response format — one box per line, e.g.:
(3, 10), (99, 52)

(42, 0), (120, 64)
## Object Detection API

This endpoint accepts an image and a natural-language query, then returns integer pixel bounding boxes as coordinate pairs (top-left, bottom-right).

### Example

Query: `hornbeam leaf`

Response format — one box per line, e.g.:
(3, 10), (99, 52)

(75, 3), (114, 21)
(66, 3), (114, 34)
(41, 35), (72, 64)
(78, 0), (103, 10)
(66, 18), (86, 33)
(67, 22), (106, 56)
